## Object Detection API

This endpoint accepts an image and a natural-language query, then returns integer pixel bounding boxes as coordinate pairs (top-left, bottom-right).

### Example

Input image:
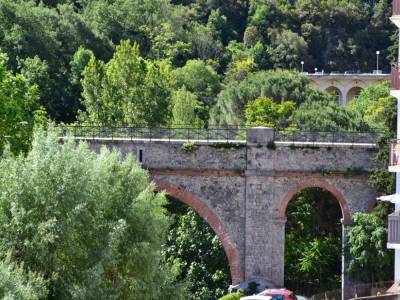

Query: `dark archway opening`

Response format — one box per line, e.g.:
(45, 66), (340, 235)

(284, 188), (342, 296)
(325, 86), (343, 104)
(163, 196), (231, 300)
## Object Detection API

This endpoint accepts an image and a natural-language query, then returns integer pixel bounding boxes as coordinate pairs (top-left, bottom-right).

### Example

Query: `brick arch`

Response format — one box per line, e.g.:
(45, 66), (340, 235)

(153, 179), (243, 284)
(278, 180), (351, 224)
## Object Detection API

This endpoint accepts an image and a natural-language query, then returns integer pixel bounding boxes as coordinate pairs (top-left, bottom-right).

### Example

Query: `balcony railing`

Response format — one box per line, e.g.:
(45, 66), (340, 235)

(388, 211), (400, 246)
(394, 0), (400, 16)
(389, 140), (400, 172)
(391, 64), (400, 90)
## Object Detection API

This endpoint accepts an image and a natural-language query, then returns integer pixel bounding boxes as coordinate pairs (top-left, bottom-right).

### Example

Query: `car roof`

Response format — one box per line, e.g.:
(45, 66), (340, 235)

(240, 296), (273, 300)
(259, 289), (294, 295)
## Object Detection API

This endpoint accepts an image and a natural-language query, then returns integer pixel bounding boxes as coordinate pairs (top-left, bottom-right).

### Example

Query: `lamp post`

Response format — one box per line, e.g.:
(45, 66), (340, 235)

(376, 50), (380, 73)
(301, 61), (304, 73)
(314, 67), (318, 73)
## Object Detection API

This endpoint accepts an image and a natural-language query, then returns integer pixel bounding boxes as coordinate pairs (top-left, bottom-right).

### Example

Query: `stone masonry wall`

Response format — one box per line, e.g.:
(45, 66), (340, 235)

(78, 128), (378, 288)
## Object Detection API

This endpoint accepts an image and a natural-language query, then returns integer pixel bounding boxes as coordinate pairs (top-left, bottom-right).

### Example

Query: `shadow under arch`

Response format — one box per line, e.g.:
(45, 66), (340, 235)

(278, 180), (351, 224)
(346, 86), (364, 103)
(325, 86), (343, 104)
(153, 179), (243, 284)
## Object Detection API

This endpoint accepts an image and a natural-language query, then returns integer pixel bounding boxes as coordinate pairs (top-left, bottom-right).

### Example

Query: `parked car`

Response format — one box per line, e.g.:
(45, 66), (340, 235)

(258, 289), (297, 300)
(240, 296), (273, 300)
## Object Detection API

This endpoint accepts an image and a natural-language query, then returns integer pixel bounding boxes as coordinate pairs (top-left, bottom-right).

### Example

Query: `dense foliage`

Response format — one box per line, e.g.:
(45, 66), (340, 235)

(284, 189), (342, 296)
(0, 258), (47, 300)
(0, 54), (44, 155)
(80, 40), (173, 126)
(0, 0), (394, 123)
(0, 127), (187, 299)
(245, 97), (295, 129)
(211, 70), (331, 125)
(348, 203), (394, 283)
(164, 198), (230, 300)
(0, 0), (398, 298)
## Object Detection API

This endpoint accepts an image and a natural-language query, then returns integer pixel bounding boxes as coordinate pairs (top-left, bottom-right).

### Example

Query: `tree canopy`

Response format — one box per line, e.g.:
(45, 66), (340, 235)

(79, 40), (174, 126)
(0, 53), (44, 155)
(0, 0), (394, 123)
(0, 127), (188, 299)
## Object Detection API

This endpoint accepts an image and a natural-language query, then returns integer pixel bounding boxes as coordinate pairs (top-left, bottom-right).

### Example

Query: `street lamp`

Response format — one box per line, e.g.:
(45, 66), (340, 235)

(314, 67), (318, 73)
(301, 61), (304, 73)
(376, 50), (380, 73)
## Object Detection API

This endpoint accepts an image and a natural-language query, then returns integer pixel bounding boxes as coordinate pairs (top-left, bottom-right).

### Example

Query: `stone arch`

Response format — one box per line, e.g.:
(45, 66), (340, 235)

(346, 86), (364, 103)
(278, 180), (351, 224)
(325, 86), (343, 104)
(153, 179), (243, 284)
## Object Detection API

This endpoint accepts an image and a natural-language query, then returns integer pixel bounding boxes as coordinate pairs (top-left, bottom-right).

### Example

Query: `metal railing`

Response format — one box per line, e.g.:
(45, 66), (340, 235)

(394, 0), (400, 16)
(392, 64), (400, 90)
(60, 125), (248, 142)
(388, 211), (400, 244)
(310, 281), (394, 300)
(274, 131), (379, 144)
(59, 125), (381, 144)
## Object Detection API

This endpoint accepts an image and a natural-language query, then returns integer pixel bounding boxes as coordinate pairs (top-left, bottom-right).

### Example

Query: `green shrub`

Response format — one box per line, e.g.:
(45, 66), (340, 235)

(181, 141), (199, 152)
(0, 258), (48, 300)
(219, 291), (245, 300)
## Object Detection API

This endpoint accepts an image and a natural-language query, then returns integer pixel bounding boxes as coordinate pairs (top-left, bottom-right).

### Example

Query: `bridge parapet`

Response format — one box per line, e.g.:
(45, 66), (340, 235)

(65, 126), (378, 174)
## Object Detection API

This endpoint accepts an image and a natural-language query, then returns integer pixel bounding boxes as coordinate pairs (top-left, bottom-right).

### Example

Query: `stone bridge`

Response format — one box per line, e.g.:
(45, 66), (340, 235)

(73, 127), (378, 290)
(307, 73), (389, 105)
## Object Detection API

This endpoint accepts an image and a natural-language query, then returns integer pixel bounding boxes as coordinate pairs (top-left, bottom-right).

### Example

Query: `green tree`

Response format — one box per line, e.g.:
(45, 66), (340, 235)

(0, 53), (42, 155)
(210, 70), (330, 126)
(0, 258), (47, 300)
(347, 82), (391, 124)
(0, 127), (188, 299)
(0, 1), (112, 121)
(285, 189), (342, 295)
(291, 98), (365, 132)
(173, 59), (221, 107)
(80, 40), (174, 126)
(348, 208), (394, 283)
(172, 87), (206, 127)
(270, 29), (308, 69)
(164, 198), (230, 300)
(245, 97), (295, 129)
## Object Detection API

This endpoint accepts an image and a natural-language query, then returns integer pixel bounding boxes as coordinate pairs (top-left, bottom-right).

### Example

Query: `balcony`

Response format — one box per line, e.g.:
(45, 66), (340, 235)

(389, 141), (400, 172)
(388, 211), (400, 249)
(394, 0), (400, 15)
(391, 64), (400, 91)
(391, 0), (400, 26)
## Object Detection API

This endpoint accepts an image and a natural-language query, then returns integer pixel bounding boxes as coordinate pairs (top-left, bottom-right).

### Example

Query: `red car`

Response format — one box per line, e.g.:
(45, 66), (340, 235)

(258, 289), (297, 300)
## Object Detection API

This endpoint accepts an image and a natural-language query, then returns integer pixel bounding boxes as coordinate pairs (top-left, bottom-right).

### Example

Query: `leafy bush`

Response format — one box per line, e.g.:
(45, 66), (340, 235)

(0, 126), (188, 299)
(0, 258), (47, 300)
(219, 291), (245, 300)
